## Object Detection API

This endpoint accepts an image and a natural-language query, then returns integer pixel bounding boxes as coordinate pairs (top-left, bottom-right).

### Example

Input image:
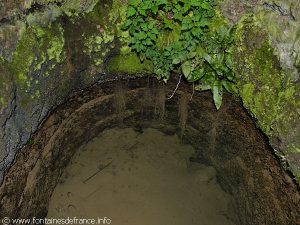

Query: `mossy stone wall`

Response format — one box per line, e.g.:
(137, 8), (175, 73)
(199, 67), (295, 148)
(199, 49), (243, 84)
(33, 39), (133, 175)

(220, 0), (300, 181)
(0, 0), (132, 182)
(0, 0), (299, 184)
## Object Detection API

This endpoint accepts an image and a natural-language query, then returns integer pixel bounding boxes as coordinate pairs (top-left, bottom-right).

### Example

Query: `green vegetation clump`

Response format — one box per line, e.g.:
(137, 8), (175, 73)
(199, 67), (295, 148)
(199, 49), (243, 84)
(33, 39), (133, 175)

(123, 0), (236, 109)
(107, 54), (153, 74)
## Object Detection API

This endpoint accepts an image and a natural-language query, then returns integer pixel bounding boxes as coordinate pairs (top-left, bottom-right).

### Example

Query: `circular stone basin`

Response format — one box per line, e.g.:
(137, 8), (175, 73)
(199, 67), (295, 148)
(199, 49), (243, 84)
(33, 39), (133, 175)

(0, 77), (299, 225)
(48, 128), (237, 225)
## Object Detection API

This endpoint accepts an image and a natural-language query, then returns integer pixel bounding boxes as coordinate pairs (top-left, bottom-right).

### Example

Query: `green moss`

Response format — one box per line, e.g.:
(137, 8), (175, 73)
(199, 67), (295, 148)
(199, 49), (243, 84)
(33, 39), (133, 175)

(0, 58), (12, 108)
(62, 0), (99, 17)
(255, 9), (300, 81)
(235, 16), (299, 136)
(237, 43), (284, 134)
(79, 0), (130, 68)
(83, 30), (114, 66)
(47, 27), (65, 62)
(234, 15), (300, 184)
(106, 54), (153, 75)
(84, 1), (106, 25)
(109, 0), (130, 48)
(241, 83), (255, 105)
(234, 16), (289, 135)
(295, 172), (300, 184)
(10, 23), (65, 92)
(288, 145), (300, 154)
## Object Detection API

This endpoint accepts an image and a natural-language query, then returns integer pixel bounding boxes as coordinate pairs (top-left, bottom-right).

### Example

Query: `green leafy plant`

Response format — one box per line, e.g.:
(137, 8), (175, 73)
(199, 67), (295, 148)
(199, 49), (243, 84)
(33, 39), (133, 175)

(123, 0), (236, 109)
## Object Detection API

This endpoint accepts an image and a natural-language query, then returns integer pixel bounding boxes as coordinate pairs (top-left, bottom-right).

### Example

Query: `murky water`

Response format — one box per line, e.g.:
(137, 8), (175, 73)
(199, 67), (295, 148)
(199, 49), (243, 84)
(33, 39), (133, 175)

(47, 128), (237, 225)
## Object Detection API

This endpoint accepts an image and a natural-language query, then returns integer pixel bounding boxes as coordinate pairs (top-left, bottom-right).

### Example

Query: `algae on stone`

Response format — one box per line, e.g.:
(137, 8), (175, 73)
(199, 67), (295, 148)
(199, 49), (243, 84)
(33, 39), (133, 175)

(10, 23), (65, 98)
(0, 58), (13, 109)
(234, 14), (300, 180)
(106, 54), (153, 75)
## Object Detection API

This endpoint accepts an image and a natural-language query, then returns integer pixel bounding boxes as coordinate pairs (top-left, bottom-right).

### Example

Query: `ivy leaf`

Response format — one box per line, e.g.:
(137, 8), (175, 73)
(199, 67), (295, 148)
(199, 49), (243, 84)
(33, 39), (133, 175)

(137, 32), (147, 40)
(198, 18), (209, 27)
(124, 0), (235, 99)
(123, 19), (132, 29)
(182, 61), (192, 77)
(127, 6), (136, 17)
(181, 22), (190, 31)
(190, 0), (201, 7)
(129, 0), (142, 7)
(138, 7), (147, 16)
(191, 27), (201, 37)
(151, 5), (159, 14)
(201, 2), (211, 10)
(157, 0), (168, 5)
(172, 56), (183, 64)
(151, 28), (159, 35)
(149, 33), (157, 40)
(143, 38), (153, 46)
(174, 12), (183, 21)
(213, 81), (223, 110)
(183, 4), (191, 13)
(141, 23), (148, 31)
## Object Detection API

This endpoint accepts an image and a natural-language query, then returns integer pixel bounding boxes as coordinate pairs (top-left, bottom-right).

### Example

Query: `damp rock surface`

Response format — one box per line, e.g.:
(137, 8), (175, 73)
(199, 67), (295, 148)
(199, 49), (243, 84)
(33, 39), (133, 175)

(47, 128), (237, 225)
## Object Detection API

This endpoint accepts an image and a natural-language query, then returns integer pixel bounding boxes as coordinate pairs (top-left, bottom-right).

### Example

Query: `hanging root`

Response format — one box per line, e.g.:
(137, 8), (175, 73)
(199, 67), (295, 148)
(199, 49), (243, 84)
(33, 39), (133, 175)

(178, 93), (188, 139)
(141, 84), (152, 117)
(167, 74), (182, 100)
(155, 84), (166, 120)
(114, 81), (126, 123)
(190, 82), (195, 101)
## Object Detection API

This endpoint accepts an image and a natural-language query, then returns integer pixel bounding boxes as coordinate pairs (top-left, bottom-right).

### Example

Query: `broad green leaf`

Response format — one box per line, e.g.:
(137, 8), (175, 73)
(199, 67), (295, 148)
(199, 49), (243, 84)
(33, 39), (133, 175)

(213, 81), (223, 110)
(196, 46), (205, 57)
(188, 51), (197, 59)
(182, 61), (192, 77)
(124, 0), (235, 96)
(172, 57), (182, 64)
(193, 68), (205, 80)
(222, 80), (237, 93)
(137, 32), (147, 40)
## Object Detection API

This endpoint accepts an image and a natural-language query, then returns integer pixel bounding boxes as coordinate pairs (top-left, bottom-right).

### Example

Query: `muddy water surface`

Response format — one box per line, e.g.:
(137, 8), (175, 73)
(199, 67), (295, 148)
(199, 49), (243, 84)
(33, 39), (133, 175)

(47, 128), (237, 225)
